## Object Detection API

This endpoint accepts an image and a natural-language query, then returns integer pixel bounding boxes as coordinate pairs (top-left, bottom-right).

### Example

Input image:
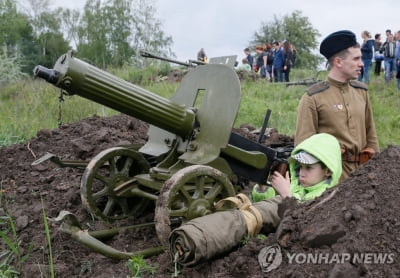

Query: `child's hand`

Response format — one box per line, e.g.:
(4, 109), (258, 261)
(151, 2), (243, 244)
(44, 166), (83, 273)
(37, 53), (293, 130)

(270, 171), (291, 198)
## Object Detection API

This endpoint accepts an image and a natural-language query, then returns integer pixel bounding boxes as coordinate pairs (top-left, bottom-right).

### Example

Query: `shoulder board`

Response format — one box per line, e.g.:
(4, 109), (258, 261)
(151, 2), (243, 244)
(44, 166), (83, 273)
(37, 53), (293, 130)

(349, 80), (368, 90)
(306, 81), (330, 96)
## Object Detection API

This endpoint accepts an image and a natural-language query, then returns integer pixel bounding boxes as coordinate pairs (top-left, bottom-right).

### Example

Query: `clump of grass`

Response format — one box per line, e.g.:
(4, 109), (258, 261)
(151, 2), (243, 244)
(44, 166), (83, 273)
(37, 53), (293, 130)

(0, 213), (33, 277)
(257, 234), (267, 240)
(367, 79), (400, 147)
(0, 262), (19, 278)
(108, 62), (173, 86)
(0, 190), (55, 278)
(80, 260), (93, 275)
(0, 46), (26, 86)
(240, 235), (251, 246)
(126, 255), (157, 277)
(0, 80), (119, 148)
(41, 198), (55, 278)
(0, 182), (34, 277)
(240, 233), (268, 247)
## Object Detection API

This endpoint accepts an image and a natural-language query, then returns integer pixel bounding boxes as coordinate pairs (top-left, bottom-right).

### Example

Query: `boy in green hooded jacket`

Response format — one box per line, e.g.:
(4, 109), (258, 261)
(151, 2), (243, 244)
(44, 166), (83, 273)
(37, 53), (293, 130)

(252, 133), (342, 202)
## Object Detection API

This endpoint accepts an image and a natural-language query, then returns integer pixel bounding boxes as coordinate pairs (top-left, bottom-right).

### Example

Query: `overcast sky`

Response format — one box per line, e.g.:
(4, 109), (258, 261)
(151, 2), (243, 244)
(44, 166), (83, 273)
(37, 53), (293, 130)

(51, 0), (399, 64)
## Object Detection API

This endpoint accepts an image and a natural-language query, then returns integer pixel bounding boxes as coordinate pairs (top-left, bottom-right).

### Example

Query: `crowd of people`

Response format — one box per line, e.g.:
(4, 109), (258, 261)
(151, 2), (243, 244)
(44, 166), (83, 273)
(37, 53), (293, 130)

(206, 28), (399, 87)
(359, 29), (400, 89)
(238, 30), (400, 88)
(240, 41), (297, 82)
(197, 41), (297, 82)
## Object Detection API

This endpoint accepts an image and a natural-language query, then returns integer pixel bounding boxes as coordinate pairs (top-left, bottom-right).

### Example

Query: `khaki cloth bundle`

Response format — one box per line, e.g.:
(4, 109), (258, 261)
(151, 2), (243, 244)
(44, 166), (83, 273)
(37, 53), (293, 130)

(169, 194), (282, 267)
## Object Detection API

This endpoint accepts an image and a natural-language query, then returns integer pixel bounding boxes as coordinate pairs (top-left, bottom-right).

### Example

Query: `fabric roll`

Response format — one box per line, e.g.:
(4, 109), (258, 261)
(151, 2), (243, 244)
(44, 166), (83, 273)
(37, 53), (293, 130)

(169, 196), (282, 267)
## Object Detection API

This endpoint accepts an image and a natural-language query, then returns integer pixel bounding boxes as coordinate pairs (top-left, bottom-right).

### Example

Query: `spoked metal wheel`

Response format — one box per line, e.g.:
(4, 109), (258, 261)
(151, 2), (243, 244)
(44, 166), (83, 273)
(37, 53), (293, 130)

(81, 147), (151, 221)
(154, 165), (236, 245)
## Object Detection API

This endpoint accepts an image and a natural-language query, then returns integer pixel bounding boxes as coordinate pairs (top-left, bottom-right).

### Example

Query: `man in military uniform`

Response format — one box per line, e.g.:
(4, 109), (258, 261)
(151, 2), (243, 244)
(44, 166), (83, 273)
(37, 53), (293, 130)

(294, 30), (379, 180)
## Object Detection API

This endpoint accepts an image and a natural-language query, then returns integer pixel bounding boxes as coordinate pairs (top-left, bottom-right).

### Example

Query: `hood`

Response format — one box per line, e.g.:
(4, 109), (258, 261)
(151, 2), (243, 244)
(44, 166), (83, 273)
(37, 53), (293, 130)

(290, 133), (342, 201)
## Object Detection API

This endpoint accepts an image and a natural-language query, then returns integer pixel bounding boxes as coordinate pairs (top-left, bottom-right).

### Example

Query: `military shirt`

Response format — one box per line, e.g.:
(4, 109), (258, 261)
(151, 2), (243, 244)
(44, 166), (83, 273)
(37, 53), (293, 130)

(294, 77), (379, 177)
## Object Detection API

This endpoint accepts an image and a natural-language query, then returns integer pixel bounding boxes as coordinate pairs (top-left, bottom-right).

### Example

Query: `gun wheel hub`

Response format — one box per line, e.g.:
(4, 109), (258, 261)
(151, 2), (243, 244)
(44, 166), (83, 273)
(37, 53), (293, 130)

(81, 147), (150, 221)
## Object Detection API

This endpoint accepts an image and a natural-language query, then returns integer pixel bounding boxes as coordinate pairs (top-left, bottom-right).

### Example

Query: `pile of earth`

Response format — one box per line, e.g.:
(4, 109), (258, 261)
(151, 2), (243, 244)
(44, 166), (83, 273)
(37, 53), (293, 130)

(1, 114), (399, 278)
(178, 146), (400, 278)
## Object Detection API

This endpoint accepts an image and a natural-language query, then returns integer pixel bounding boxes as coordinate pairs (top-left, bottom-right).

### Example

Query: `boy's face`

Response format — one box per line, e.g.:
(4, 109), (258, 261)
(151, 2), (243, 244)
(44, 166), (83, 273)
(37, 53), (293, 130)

(297, 163), (331, 187)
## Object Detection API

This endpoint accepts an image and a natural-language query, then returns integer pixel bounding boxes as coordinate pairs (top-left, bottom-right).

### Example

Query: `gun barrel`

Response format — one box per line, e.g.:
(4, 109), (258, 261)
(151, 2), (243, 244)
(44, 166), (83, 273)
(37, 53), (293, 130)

(188, 59), (206, 65)
(284, 78), (318, 87)
(33, 65), (60, 84)
(34, 51), (195, 139)
(140, 50), (193, 67)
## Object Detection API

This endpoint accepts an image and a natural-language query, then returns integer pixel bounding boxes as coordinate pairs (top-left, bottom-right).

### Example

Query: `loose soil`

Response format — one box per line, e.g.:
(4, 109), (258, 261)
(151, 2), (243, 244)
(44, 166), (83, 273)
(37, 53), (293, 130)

(1, 114), (399, 278)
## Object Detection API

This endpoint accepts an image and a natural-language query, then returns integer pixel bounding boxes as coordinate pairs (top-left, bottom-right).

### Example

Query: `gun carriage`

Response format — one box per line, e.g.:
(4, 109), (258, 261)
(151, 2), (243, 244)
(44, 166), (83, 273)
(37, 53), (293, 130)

(33, 50), (292, 252)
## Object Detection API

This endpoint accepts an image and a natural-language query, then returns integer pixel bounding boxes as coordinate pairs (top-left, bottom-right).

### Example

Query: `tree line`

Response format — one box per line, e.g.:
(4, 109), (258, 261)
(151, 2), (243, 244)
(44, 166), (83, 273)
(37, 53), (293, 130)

(251, 10), (322, 69)
(1, 0), (173, 77)
(1, 1), (322, 82)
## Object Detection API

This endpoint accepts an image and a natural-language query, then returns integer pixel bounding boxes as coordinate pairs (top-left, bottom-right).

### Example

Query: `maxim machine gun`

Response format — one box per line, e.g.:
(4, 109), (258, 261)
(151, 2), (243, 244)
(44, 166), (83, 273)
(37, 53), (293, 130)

(33, 50), (292, 257)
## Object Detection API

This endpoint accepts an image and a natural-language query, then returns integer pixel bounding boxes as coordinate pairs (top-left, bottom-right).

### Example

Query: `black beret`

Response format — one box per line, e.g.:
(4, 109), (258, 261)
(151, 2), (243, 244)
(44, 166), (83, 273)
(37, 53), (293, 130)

(320, 30), (357, 59)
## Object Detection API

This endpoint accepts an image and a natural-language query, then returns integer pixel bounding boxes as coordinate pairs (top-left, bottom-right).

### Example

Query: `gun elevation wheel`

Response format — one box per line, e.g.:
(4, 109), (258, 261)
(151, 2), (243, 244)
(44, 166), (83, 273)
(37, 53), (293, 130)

(81, 147), (150, 221)
(154, 165), (236, 245)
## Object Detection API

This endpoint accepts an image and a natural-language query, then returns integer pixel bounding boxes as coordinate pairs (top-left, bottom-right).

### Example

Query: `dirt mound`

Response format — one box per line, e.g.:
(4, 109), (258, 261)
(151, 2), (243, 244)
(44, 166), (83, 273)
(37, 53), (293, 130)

(1, 114), (151, 278)
(1, 114), (399, 278)
(178, 146), (400, 278)
(234, 123), (294, 146)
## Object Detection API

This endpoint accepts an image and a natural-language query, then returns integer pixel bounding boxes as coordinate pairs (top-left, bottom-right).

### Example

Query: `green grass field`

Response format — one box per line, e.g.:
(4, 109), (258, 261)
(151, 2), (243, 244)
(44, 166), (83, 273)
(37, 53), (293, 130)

(0, 68), (399, 149)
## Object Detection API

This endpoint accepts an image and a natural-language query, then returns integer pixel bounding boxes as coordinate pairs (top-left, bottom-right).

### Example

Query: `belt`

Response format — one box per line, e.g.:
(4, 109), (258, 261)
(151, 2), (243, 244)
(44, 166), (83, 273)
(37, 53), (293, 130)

(342, 152), (371, 164)
(342, 153), (359, 162)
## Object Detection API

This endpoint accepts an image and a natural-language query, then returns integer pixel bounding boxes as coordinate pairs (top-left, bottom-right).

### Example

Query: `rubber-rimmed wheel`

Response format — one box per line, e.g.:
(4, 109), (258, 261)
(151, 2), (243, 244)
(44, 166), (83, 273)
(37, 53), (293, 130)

(154, 165), (235, 245)
(81, 147), (150, 221)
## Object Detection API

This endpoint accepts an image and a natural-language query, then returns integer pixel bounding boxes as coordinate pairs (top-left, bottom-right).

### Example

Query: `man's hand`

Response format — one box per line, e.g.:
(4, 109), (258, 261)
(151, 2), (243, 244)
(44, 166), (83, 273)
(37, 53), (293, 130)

(270, 171), (291, 199)
(360, 147), (376, 164)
